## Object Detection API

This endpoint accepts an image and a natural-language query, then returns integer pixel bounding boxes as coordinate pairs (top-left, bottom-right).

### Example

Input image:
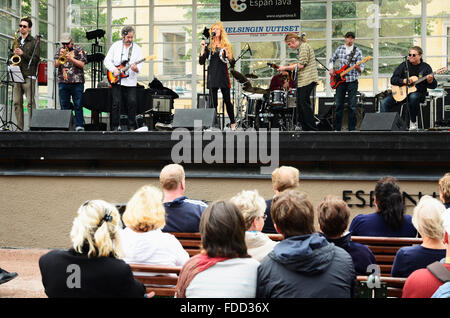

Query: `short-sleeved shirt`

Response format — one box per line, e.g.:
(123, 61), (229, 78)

(54, 45), (87, 84)
(297, 42), (318, 88)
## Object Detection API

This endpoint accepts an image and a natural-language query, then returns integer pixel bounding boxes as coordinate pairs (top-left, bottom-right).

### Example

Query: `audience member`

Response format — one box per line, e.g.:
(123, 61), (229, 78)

(160, 164), (207, 232)
(392, 195), (446, 277)
(402, 206), (450, 298)
(257, 190), (356, 298)
(176, 201), (259, 298)
(262, 166), (300, 233)
(349, 176), (417, 237)
(39, 200), (146, 298)
(439, 173), (450, 210)
(0, 267), (18, 285)
(230, 190), (278, 262)
(317, 195), (376, 275)
(121, 185), (189, 267)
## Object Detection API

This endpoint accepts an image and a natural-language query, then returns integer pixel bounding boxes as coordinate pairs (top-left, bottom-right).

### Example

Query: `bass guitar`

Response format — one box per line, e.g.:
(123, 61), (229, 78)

(330, 56), (372, 89)
(107, 55), (156, 84)
(391, 67), (447, 102)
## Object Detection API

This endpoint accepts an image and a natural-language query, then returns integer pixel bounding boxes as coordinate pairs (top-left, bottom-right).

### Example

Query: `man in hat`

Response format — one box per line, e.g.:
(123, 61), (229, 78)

(329, 31), (365, 131)
(54, 32), (87, 131)
(12, 17), (40, 131)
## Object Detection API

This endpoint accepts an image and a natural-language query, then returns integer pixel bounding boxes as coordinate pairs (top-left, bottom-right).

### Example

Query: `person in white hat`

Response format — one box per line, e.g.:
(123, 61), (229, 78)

(54, 32), (87, 131)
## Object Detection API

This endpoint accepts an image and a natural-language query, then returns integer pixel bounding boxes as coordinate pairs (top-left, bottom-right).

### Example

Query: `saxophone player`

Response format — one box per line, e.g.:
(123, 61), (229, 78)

(12, 17), (40, 131)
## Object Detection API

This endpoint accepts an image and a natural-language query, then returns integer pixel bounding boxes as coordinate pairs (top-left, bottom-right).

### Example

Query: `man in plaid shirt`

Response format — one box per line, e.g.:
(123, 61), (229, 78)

(329, 32), (364, 131)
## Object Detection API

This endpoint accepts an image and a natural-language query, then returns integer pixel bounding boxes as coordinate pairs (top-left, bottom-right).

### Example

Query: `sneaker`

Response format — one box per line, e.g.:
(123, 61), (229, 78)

(409, 121), (418, 131)
(75, 126), (85, 132)
(0, 270), (18, 285)
(155, 122), (173, 131)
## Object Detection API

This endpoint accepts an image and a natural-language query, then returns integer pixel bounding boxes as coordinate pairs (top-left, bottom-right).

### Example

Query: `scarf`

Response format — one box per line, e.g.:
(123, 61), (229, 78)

(175, 253), (229, 298)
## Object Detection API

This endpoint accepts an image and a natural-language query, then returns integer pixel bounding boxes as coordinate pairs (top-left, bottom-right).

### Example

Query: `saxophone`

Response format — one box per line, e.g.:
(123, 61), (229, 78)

(10, 30), (21, 66)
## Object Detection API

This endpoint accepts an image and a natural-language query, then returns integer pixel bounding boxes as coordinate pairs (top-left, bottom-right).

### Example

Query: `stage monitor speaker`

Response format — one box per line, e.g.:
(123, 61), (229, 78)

(172, 108), (216, 129)
(197, 94), (211, 109)
(360, 112), (406, 131)
(30, 109), (74, 131)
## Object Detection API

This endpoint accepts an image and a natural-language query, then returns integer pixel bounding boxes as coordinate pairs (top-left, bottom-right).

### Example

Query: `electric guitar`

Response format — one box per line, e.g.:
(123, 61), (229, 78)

(107, 55), (156, 84)
(330, 56), (372, 89)
(391, 67), (447, 102)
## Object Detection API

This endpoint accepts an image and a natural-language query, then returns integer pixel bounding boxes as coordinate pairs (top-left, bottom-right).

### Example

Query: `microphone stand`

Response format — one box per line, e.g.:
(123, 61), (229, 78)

(403, 56), (412, 129)
(53, 42), (60, 109)
(28, 34), (41, 127)
(231, 45), (250, 129)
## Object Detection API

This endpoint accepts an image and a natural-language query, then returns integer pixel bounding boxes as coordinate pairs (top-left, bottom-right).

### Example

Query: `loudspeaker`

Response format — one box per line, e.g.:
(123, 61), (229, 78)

(30, 109), (75, 131)
(172, 108), (217, 129)
(197, 94), (211, 109)
(360, 112), (406, 131)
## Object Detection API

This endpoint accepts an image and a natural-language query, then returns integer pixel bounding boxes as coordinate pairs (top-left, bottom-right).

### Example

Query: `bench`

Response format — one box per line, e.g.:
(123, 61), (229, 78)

(129, 264), (181, 297)
(171, 232), (284, 256)
(357, 275), (407, 298)
(351, 236), (422, 277)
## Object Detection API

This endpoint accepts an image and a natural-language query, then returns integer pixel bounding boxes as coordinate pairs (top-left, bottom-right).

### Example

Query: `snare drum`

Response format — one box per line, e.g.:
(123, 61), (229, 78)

(287, 88), (297, 108)
(269, 90), (286, 106)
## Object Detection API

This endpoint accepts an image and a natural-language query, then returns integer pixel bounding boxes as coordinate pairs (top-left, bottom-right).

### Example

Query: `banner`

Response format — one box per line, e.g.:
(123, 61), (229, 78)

(221, 0), (301, 22)
(223, 20), (301, 42)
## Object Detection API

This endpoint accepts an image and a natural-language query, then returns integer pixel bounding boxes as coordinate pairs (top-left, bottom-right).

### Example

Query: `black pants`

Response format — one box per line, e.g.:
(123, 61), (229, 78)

(210, 87), (235, 124)
(296, 82), (318, 131)
(111, 84), (137, 130)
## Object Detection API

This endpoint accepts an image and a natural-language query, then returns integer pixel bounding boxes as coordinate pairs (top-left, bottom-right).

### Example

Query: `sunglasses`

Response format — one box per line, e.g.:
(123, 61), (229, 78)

(19, 25), (28, 28)
(409, 54), (419, 57)
(259, 214), (267, 221)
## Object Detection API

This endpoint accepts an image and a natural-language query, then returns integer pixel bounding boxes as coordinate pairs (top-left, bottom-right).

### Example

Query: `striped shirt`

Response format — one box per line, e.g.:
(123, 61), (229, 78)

(297, 42), (319, 88)
(329, 45), (364, 83)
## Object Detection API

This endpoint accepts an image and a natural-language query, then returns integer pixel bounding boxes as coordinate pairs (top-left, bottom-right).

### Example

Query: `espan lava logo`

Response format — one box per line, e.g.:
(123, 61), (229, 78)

(230, 0), (247, 13)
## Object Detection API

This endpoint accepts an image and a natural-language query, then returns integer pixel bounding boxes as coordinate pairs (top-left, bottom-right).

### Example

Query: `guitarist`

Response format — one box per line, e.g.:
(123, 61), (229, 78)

(380, 46), (437, 130)
(329, 31), (364, 131)
(104, 26), (143, 131)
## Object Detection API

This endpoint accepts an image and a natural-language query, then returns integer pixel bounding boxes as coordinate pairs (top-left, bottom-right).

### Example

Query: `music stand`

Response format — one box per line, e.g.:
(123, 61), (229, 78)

(0, 65), (24, 131)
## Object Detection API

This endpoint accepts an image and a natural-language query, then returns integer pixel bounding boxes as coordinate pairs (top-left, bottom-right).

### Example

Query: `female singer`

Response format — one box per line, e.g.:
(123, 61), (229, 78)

(199, 22), (236, 130)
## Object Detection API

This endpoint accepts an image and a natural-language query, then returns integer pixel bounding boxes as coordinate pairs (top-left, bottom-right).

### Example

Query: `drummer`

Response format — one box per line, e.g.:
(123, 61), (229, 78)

(269, 69), (295, 92)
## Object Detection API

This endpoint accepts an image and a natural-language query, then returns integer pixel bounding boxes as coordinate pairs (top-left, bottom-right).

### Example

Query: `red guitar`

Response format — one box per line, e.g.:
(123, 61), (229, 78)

(330, 56), (372, 89)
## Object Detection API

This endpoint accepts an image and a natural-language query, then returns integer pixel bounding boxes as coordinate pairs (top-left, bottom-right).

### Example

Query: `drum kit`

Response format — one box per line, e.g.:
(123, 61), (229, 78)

(230, 70), (296, 131)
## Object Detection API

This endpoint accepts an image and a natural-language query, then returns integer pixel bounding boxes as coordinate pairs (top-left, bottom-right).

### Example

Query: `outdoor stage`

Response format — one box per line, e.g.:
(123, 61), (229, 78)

(0, 130), (449, 180)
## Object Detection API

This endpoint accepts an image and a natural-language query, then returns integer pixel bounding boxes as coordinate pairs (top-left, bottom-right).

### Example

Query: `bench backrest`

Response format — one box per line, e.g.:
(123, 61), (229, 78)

(351, 236), (422, 276)
(129, 264), (181, 297)
(357, 275), (407, 298)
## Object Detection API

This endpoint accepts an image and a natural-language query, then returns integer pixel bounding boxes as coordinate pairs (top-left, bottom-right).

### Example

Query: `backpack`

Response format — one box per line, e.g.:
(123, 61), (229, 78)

(427, 261), (450, 298)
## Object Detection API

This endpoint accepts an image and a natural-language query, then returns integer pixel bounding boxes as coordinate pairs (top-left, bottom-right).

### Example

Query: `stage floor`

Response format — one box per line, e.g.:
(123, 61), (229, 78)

(0, 130), (449, 180)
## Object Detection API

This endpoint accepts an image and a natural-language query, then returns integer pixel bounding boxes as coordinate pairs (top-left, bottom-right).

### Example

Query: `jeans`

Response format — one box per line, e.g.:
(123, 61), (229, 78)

(380, 91), (421, 123)
(111, 84), (137, 130)
(59, 83), (85, 128)
(335, 80), (358, 131)
(296, 82), (318, 131)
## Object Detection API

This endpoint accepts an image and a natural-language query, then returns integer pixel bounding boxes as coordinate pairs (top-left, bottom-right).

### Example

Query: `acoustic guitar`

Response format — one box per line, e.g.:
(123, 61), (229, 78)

(391, 67), (447, 102)
(330, 56), (372, 89)
(107, 55), (156, 84)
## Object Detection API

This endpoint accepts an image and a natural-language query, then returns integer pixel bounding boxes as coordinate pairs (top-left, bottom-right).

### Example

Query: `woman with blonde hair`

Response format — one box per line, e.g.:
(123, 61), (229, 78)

(200, 21), (236, 130)
(39, 200), (146, 297)
(391, 195), (446, 277)
(120, 185), (189, 267)
(230, 190), (278, 262)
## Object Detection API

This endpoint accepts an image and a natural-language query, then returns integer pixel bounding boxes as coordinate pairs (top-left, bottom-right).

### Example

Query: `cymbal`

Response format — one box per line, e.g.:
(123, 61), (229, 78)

(230, 70), (248, 84)
(245, 73), (258, 79)
(244, 86), (269, 94)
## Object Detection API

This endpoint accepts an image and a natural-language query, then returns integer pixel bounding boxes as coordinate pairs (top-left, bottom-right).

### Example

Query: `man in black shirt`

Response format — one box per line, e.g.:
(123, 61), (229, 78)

(380, 46), (437, 130)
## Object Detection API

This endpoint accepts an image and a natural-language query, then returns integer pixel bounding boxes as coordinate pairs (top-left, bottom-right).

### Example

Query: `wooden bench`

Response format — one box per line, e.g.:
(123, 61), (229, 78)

(351, 236), (422, 277)
(129, 264), (181, 297)
(357, 275), (407, 298)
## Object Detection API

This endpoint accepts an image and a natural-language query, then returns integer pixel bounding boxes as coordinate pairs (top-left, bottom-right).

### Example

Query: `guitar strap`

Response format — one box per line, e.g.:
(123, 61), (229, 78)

(346, 46), (357, 67)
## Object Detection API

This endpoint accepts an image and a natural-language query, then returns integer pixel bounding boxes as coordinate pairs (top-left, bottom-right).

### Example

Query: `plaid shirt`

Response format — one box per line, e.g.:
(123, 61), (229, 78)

(329, 45), (364, 83)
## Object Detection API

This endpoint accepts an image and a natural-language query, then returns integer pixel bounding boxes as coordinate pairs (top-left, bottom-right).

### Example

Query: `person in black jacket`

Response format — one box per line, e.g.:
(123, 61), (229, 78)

(380, 46), (437, 130)
(256, 190), (357, 298)
(199, 22), (236, 130)
(39, 199), (149, 298)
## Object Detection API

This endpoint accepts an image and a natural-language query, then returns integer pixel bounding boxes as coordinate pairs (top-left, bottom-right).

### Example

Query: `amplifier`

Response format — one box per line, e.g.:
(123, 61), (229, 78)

(152, 95), (173, 113)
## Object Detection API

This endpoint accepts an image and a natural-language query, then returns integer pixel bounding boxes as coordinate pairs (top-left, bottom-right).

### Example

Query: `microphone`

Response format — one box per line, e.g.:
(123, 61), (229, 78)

(247, 43), (252, 56)
(212, 31), (216, 37)
(36, 34), (45, 38)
